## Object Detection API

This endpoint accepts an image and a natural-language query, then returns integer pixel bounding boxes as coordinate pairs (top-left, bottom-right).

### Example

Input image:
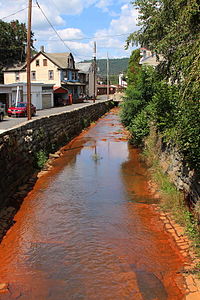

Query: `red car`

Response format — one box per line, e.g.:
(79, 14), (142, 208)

(7, 102), (36, 117)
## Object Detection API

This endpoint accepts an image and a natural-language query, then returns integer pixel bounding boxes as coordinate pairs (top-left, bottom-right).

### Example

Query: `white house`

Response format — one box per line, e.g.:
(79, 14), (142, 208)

(119, 74), (127, 88)
(0, 83), (54, 111)
(139, 48), (163, 67)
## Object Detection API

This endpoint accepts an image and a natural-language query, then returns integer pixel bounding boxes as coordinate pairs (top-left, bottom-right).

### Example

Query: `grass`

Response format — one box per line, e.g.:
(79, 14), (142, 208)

(36, 150), (48, 169)
(142, 129), (200, 270)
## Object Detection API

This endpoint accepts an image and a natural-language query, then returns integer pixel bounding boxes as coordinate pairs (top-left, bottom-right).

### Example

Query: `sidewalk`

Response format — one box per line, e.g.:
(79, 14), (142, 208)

(0, 99), (107, 133)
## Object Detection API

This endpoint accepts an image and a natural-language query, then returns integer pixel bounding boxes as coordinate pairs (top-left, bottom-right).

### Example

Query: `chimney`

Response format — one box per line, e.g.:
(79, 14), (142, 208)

(40, 45), (45, 52)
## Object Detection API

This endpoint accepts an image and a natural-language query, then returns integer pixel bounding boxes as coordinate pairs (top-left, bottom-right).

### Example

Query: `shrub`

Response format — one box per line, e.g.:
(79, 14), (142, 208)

(129, 109), (150, 146)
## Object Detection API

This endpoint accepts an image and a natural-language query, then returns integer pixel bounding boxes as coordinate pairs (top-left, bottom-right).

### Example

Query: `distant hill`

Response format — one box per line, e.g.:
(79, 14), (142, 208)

(82, 58), (129, 76)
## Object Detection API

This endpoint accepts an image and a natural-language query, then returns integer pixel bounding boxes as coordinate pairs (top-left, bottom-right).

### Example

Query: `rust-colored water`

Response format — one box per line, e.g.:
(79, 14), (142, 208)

(0, 109), (187, 299)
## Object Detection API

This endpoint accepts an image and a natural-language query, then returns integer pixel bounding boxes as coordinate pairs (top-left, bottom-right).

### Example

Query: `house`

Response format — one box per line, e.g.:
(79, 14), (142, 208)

(75, 62), (95, 97)
(139, 48), (163, 67)
(97, 84), (116, 95)
(3, 50), (85, 104)
(0, 83), (54, 111)
(118, 74), (127, 88)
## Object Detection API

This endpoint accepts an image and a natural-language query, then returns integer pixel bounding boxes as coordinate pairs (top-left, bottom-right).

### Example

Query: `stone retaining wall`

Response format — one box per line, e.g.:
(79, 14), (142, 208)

(0, 100), (114, 207)
(154, 135), (200, 210)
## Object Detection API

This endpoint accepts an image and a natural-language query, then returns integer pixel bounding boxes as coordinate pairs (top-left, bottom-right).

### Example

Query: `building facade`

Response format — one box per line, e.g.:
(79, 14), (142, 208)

(3, 51), (85, 104)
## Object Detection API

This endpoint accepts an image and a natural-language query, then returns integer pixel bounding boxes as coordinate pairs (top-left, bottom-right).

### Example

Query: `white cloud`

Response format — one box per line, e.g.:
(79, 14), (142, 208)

(0, 1), (138, 59)
(96, 0), (113, 12)
(58, 28), (85, 40)
(94, 4), (139, 58)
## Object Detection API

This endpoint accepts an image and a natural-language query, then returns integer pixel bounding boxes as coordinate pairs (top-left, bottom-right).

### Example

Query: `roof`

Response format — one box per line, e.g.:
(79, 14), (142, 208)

(97, 84), (117, 88)
(62, 82), (86, 86)
(0, 83), (54, 87)
(76, 62), (93, 73)
(43, 52), (71, 69)
(3, 62), (26, 72)
(3, 52), (74, 72)
(53, 86), (68, 93)
(139, 54), (164, 67)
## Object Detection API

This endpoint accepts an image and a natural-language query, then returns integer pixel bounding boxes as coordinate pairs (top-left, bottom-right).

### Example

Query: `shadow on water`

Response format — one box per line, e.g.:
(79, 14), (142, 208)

(130, 264), (168, 300)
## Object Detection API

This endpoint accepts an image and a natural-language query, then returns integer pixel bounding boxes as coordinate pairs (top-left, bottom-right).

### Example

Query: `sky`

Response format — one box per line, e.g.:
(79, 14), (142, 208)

(0, 0), (139, 61)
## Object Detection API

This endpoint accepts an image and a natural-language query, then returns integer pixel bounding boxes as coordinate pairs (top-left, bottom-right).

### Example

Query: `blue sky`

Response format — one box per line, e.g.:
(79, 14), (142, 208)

(0, 0), (139, 61)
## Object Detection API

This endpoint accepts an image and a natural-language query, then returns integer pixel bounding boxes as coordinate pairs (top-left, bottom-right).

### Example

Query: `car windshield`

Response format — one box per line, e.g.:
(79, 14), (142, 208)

(14, 103), (26, 108)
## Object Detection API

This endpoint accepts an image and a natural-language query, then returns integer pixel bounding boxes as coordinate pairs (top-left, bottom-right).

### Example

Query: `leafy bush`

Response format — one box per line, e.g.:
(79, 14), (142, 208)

(176, 101), (200, 171)
(151, 81), (179, 132)
(128, 109), (150, 146)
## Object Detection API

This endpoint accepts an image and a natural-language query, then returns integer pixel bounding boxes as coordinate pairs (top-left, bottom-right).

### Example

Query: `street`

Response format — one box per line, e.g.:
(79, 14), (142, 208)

(0, 99), (107, 133)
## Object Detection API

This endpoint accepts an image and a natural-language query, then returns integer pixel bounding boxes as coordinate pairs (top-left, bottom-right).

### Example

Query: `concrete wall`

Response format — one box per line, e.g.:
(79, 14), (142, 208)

(0, 100), (114, 207)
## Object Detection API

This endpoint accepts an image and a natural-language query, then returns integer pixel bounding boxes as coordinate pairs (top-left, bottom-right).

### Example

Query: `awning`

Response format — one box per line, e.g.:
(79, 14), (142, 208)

(53, 86), (68, 94)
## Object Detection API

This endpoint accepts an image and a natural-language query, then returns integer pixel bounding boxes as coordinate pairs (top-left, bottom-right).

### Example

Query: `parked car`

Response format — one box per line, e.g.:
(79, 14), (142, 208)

(7, 102), (36, 117)
(0, 102), (5, 121)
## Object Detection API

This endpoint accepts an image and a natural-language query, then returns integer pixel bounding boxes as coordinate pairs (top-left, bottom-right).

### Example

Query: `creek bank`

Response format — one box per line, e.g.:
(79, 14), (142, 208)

(141, 129), (200, 299)
(149, 129), (199, 211)
(0, 100), (115, 242)
(153, 204), (200, 300)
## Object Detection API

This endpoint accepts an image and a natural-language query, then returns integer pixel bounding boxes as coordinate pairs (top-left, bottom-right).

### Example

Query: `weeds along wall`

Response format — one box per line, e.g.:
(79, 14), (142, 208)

(145, 128), (200, 211)
(0, 100), (115, 207)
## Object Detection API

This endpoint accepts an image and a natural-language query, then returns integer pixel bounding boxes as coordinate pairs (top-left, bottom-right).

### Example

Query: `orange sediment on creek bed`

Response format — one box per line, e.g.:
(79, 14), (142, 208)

(0, 107), (195, 299)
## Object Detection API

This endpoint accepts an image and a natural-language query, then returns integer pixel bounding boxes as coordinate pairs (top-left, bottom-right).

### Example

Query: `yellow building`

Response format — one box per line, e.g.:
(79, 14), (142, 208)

(3, 51), (85, 104)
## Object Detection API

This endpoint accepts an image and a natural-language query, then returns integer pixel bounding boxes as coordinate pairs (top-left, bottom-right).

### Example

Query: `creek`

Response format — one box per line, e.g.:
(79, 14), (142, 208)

(0, 108), (187, 299)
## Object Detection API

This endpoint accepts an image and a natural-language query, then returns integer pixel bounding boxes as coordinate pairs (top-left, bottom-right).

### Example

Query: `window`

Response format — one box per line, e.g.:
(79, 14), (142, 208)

(15, 72), (20, 81)
(63, 71), (68, 80)
(72, 72), (76, 80)
(48, 70), (54, 80)
(43, 59), (47, 66)
(36, 59), (40, 66)
(31, 71), (36, 80)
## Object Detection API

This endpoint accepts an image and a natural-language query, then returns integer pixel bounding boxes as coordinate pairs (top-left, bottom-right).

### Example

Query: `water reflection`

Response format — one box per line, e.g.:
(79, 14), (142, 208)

(0, 109), (186, 299)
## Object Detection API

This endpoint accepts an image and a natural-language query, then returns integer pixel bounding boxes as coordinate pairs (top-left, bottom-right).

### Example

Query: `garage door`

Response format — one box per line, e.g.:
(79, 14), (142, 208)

(42, 94), (52, 109)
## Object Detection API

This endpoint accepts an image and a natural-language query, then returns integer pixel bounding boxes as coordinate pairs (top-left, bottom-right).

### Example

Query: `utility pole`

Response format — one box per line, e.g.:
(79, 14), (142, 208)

(27, 0), (32, 120)
(107, 52), (109, 100)
(93, 41), (96, 103)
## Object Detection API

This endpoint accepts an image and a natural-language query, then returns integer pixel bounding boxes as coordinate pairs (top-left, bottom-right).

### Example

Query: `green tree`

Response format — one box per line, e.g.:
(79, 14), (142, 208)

(126, 0), (200, 83)
(123, 0), (200, 171)
(0, 20), (34, 70)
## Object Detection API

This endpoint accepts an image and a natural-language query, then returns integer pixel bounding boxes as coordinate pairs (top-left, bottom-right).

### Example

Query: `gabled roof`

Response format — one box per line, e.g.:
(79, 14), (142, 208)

(42, 52), (71, 68)
(3, 51), (76, 72)
(76, 62), (93, 73)
(3, 62), (26, 72)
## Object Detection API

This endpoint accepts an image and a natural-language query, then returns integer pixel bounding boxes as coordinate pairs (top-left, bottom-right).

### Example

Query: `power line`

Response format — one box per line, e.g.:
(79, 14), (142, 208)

(35, 32), (133, 42)
(35, 0), (85, 60)
(0, 6), (37, 20)
(0, 7), (29, 20)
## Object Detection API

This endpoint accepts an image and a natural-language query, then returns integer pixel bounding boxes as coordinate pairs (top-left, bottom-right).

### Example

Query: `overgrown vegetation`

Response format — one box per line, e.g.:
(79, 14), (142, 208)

(121, 0), (200, 172)
(121, 0), (200, 265)
(144, 132), (200, 259)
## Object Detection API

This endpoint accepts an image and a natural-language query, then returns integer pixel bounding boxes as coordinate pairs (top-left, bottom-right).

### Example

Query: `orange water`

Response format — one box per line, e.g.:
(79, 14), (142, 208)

(0, 109), (187, 299)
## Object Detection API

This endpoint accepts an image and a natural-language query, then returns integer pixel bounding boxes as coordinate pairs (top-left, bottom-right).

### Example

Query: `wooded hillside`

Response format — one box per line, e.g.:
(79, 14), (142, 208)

(83, 58), (129, 76)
